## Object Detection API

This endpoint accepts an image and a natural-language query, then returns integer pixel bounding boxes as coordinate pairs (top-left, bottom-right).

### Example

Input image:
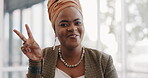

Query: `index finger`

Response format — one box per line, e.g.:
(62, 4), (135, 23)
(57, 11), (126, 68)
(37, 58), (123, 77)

(13, 29), (27, 42)
(25, 24), (34, 39)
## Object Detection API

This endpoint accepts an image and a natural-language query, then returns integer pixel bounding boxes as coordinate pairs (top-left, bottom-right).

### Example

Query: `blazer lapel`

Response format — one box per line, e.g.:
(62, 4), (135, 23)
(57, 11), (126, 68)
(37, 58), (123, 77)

(85, 48), (104, 78)
(43, 46), (58, 78)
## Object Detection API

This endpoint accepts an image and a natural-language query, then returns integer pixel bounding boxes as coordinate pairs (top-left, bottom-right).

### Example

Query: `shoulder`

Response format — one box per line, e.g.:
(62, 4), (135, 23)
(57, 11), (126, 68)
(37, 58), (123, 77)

(85, 47), (113, 70)
(42, 46), (58, 58)
(42, 47), (53, 52)
(85, 47), (118, 77)
(85, 47), (111, 61)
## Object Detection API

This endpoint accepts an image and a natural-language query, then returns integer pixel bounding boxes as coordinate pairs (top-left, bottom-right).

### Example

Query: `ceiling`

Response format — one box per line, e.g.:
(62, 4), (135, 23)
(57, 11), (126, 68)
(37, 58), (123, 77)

(4, 0), (45, 12)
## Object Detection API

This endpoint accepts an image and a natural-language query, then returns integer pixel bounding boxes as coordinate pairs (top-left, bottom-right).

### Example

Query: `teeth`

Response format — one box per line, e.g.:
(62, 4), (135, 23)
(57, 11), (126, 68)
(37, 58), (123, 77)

(70, 35), (76, 37)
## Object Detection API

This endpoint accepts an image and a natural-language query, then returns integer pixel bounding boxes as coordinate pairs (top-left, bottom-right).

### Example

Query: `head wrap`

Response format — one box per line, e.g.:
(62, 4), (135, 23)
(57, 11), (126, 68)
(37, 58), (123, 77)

(47, 0), (82, 28)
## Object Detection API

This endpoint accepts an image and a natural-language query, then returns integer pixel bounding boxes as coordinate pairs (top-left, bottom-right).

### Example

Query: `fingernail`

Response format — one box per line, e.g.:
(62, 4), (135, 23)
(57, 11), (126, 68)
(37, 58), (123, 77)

(23, 52), (27, 54)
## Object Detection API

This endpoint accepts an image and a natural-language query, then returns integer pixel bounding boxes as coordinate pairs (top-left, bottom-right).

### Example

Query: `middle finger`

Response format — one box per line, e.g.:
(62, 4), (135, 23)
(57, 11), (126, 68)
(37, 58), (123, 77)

(25, 24), (34, 39)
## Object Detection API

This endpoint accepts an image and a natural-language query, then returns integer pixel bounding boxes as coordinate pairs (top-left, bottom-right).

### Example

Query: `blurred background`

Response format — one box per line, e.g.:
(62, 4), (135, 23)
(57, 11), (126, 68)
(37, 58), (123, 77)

(0, 0), (148, 78)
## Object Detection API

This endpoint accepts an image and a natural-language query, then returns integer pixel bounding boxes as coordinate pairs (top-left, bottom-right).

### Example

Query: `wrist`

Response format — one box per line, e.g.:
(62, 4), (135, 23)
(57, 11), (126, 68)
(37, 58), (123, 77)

(29, 59), (42, 67)
(29, 59), (41, 63)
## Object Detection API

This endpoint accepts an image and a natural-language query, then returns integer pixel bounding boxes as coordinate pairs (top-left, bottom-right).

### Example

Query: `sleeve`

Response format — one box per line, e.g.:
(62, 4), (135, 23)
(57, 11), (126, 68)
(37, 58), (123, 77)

(26, 59), (43, 78)
(104, 55), (118, 78)
(26, 48), (47, 78)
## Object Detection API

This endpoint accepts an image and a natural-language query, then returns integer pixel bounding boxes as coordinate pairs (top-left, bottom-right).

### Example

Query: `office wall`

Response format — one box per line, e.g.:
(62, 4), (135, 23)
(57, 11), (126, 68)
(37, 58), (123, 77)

(0, 0), (4, 78)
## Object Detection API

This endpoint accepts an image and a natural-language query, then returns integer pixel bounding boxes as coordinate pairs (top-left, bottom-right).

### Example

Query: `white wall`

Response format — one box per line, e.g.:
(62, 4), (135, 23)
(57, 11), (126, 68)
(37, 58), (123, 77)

(0, 0), (4, 78)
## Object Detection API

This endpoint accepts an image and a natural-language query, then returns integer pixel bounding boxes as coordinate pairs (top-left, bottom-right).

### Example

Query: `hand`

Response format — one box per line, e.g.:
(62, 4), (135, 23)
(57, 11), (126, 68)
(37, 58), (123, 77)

(13, 24), (42, 62)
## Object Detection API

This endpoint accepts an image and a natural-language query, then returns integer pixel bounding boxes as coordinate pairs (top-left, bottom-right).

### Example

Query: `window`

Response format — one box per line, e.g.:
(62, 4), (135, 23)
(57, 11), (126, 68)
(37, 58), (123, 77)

(1, 0), (148, 78)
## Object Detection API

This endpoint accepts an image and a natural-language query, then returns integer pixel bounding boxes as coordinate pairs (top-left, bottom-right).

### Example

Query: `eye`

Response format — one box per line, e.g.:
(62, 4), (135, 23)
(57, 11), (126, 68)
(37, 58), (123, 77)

(75, 22), (82, 26)
(60, 23), (69, 27)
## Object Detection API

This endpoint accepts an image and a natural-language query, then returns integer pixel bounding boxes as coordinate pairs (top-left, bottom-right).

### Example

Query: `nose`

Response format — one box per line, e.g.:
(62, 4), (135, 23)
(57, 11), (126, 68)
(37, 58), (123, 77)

(66, 26), (78, 32)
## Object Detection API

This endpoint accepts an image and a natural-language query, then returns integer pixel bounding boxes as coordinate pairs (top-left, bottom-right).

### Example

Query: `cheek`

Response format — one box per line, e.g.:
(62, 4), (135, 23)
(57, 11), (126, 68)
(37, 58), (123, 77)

(55, 26), (64, 37)
(79, 26), (85, 36)
(56, 28), (66, 40)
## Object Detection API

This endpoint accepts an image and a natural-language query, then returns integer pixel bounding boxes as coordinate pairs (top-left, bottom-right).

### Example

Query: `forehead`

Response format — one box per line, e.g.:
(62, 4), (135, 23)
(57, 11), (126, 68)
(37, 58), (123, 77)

(56, 7), (83, 22)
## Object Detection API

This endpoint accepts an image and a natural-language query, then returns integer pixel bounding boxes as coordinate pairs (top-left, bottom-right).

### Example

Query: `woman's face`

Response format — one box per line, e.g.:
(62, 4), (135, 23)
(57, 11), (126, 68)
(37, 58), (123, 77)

(55, 7), (84, 48)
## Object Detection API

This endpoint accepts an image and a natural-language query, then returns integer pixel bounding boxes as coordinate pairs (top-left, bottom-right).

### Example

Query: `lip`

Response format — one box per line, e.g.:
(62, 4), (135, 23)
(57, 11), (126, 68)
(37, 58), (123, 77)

(67, 34), (79, 39)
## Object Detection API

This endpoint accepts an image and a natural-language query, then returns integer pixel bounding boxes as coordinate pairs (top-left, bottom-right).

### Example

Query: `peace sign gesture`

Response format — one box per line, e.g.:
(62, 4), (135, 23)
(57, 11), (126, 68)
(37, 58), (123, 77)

(13, 24), (42, 62)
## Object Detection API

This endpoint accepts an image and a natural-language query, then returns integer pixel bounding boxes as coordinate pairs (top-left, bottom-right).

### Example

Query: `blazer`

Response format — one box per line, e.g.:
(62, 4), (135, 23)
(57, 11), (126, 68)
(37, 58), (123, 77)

(26, 46), (118, 78)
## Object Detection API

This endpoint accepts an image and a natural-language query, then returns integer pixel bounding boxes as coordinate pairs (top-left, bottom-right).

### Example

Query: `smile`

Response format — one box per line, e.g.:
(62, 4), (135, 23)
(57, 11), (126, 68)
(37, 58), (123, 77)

(67, 34), (78, 39)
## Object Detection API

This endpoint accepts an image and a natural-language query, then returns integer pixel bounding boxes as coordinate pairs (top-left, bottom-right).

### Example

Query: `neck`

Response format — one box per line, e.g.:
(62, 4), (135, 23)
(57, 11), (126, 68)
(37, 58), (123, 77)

(60, 45), (83, 61)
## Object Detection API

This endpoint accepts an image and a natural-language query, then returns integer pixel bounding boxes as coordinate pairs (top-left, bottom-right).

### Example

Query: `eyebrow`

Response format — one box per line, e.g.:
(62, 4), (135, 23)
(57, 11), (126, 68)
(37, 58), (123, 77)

(59, 18), (80, 23)
(73, 18), (80, 22)
(60, 20), (69, 23)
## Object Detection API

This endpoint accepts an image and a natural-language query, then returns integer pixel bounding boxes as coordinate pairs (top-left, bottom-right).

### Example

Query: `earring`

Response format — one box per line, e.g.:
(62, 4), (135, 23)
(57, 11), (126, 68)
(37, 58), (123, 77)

(53, 36), (56, 50)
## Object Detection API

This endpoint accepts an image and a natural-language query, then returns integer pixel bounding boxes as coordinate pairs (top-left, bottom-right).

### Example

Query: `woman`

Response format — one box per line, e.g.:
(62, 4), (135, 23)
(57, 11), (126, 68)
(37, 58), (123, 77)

(13, 0), (118, 78)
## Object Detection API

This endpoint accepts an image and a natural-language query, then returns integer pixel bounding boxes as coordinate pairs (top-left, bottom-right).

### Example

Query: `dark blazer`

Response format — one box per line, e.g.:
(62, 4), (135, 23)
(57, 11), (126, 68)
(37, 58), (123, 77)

(27, 46), (118, 78)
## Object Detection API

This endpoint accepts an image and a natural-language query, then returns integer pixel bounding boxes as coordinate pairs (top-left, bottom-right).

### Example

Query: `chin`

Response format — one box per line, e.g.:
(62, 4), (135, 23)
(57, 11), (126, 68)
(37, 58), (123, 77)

(65, 42), (81, 49)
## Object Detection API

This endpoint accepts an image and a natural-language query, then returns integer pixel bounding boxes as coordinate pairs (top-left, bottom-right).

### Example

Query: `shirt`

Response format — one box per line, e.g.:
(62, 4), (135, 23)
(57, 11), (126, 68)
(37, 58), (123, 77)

(55, 67), (85, 78)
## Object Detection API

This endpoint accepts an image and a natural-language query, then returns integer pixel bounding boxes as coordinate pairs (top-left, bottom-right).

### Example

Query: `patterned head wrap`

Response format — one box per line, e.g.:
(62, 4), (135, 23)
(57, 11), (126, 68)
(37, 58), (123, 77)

(47, 0), (82, 28)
